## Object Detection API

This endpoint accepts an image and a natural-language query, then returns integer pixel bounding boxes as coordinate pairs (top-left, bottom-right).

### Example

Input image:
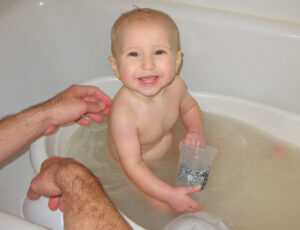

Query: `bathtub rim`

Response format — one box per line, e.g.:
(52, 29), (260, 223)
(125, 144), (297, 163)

(191, 89), (300, 147)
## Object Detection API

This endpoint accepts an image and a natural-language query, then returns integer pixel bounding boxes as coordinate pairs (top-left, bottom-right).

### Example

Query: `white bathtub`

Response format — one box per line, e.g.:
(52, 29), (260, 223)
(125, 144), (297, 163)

(0, 0), (299, 228)
(28, 75), (300, 229)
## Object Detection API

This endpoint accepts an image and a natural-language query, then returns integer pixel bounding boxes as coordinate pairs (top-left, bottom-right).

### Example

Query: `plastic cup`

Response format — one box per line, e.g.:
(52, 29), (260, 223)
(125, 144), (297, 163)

(176, 142), (218, 191)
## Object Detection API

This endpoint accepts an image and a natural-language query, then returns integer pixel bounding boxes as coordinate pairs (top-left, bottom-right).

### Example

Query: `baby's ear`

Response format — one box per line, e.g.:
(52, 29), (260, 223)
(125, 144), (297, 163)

(109, 56), (120, 78)
(175, 50), (183, 73)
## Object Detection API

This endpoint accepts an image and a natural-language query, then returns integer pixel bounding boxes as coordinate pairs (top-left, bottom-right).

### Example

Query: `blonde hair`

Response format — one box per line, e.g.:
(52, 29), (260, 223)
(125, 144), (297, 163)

(110, 8), (180, 56)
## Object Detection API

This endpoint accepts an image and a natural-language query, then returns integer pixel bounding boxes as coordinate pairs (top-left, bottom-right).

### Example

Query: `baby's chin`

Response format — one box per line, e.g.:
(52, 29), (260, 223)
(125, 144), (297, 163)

(135, 87), (164, 98)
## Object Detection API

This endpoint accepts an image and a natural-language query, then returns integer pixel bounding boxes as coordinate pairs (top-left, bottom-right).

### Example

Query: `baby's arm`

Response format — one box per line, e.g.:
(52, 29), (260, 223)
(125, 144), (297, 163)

(109, 108), (201, 213)
(179, 81), (205, 147)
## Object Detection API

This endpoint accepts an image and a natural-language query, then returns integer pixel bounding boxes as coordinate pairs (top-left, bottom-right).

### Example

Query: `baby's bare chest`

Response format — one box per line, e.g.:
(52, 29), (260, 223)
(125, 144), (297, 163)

(136, 101), (180, 143)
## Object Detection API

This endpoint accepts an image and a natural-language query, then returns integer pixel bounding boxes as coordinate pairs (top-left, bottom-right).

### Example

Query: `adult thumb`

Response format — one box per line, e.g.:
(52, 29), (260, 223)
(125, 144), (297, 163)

(86, 101), (106, 113)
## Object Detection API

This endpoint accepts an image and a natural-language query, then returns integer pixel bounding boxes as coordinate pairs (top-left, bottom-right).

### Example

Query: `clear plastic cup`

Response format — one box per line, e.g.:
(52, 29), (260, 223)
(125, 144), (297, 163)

(176, 142), (218, 191)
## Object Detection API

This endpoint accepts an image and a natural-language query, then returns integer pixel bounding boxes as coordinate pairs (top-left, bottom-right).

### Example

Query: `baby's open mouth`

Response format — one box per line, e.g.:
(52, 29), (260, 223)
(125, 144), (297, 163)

(138, 75), (159, 86)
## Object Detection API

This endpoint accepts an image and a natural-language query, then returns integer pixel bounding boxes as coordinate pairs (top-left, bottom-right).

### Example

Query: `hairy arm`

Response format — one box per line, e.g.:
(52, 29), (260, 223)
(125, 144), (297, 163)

(0, 85), (111, 163)
(27, 157), (131, 230)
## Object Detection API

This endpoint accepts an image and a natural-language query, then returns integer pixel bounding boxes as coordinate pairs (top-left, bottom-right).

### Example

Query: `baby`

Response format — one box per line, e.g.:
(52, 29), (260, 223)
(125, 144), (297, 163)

(108, 8), (205, 213)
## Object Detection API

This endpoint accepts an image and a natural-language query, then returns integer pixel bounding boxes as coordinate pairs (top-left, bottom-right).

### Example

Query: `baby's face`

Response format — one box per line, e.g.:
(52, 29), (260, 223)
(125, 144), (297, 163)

(109, 19), (182, 97)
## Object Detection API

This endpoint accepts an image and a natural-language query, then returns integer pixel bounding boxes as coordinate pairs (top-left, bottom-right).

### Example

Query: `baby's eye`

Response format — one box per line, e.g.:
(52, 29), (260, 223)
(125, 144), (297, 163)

(128, 52), (139, 57)
(154, 50), (166, 55)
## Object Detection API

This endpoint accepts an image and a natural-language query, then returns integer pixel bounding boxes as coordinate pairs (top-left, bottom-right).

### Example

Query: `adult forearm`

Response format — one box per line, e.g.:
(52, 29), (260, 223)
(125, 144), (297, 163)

(56, 161), (131, 230)
(0, 84), (111, 163)
(0, 103), (52, 162)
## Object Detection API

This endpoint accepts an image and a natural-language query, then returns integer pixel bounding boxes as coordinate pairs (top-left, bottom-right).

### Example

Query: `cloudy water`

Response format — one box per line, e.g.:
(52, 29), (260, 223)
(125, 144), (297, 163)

(64, 112), (300, 230)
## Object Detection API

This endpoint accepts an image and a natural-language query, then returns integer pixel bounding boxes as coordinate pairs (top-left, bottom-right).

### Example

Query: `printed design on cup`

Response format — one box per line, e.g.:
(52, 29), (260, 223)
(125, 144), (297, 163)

(178, 163), (210, 191)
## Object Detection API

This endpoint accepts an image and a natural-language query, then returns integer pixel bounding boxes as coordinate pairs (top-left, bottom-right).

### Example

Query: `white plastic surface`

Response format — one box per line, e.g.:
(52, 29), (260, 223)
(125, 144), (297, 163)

(20, 196), (144, 230)
(19, 195), (144, 230)
(20, 196), (64, 230)
(163, 211), (229, 230)
(0, 209), (48, 230)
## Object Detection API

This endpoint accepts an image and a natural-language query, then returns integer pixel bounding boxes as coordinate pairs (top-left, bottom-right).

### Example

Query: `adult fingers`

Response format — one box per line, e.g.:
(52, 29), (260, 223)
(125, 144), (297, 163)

(59, 199), (64, 212)
(75, 113), (104, 126)
(48, 196), (61, 211)
(27, 172), (46, 200)
(85, 101), (107, 114)
(84, 100), (110, 117)
(75, 100), (107, 125)
(82, 96), (111, 115)
(101, 107), (110, 115)
(85, 113), (103, 123)
(71, 85), (112, 106)
(40, 156), (62, 171)
(76, 117), (91, 126)
(27, 186), (41, 200)
(94, 88), (112, 106)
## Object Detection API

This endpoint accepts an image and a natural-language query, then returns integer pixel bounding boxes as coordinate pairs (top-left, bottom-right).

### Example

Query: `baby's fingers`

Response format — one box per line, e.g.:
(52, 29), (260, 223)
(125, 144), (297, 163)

(187, 195), (202, 212)
(199, 136), (206, 147)
(189, 202), (202, 212)
(185, 184), (201, 194)
(182, 134), (202, 147)
(183, 185), (202, 212)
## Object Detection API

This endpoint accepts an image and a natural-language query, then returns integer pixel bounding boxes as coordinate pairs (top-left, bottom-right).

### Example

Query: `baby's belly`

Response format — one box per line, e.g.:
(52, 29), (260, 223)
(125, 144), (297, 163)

(108, 133), (174, 167)
(141, 133), (174, 167)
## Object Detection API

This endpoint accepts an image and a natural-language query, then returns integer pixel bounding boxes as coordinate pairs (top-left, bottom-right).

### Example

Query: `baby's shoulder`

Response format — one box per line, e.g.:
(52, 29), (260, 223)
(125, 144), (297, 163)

(172, 76), (186, 86)
(109, 100), (135, 128)
(110, 89), (135, 117)
(169, 76), (187, 93)
(112, 87), (132, 104)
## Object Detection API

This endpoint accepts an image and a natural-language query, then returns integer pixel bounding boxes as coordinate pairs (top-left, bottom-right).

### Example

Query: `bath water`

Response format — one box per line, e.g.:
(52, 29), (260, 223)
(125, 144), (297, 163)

(64, 112), (300, 230)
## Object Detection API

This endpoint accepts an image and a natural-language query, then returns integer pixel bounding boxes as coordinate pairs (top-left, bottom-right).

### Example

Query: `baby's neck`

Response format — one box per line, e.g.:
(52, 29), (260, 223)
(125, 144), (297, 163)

(127, 87), (167, 102)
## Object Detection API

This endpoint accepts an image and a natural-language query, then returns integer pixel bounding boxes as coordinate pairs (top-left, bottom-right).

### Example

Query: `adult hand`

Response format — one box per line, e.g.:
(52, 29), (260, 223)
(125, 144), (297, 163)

(0, 85), (111, 163)
(27, 156), (72, 202)
(42, 85), (112, 135)
(27, 156), (131, 229)
(47, 177), (102, 212)
(27, 156), (94, 211)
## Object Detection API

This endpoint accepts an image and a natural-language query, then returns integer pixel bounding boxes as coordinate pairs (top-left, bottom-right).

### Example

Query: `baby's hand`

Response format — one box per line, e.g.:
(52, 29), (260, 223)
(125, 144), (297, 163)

(167, 185), (202, 213)
(183, 131), (205, 147)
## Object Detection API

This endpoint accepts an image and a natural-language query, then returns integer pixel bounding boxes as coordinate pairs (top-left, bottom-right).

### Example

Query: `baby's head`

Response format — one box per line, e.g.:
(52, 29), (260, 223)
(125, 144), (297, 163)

(110, 8), (181, 57)
(109, 8), (182, 97)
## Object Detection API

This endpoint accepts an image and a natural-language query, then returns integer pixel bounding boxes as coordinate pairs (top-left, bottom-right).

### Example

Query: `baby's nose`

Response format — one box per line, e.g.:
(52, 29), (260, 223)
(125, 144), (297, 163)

(141, 56), (155, 70)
